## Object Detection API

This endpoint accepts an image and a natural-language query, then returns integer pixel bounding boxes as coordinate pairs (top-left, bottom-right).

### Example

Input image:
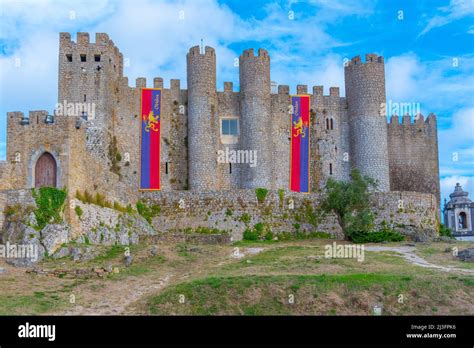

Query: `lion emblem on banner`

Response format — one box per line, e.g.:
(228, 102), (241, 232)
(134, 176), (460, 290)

(142, 110), (160, 132)
(293, 116), (308, 138)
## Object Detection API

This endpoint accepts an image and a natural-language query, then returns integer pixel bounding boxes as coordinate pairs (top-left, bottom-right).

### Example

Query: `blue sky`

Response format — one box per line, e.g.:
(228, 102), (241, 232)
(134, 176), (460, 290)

(0, 0), (473, 205)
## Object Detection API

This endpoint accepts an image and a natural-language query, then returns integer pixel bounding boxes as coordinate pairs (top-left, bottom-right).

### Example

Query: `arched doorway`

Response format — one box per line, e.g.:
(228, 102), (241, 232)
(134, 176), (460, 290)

(458, 212), (468, 229)
(35, 152), (57, 188)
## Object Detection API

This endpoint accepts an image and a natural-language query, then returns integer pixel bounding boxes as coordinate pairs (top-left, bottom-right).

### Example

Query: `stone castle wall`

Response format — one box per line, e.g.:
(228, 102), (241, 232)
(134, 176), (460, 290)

(345, 54), (390, 191)
(140, 189), (438, 241)
(0, 32), (441, 221)
(388, 114), (440, 202)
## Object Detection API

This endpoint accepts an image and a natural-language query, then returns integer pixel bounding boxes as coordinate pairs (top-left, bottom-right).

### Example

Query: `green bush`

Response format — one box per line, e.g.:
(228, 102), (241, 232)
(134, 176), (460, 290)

(350, 223), (405, 243)
(439, 223), (453, 238)
(32, 187), (67, 230)
(136, 200), (161, 224)
(278, 189), (285, 203)
(243, 229), (259, 241)
(74, 206), (83, 218)
(242, 222), (272, 241)
(255, 188), (268, 204)
(320, 169), (377, 240)
(240, 213), (251, 223)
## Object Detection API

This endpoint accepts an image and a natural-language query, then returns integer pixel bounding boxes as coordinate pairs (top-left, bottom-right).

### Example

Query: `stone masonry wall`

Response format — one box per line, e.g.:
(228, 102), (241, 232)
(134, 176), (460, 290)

(141, 189), (438, 241)
(345, 54), (390, 191)
(388, 114), (440, 204)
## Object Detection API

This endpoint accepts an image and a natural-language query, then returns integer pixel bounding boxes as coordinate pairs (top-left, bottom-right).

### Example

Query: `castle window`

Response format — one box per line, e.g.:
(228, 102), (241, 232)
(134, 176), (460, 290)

(165, 162), (169, 174)
(325, 118), (329, 130)
(84, 94), (86, 102)
(229, 163), (232, 174)
(329, 163), (333, 175)
(94, 54), (101, 62)
(221, 118), (239, 136)
(66, 54), (72, 62)
(80, 54), (87, 62)
(330, 118), (334, 130)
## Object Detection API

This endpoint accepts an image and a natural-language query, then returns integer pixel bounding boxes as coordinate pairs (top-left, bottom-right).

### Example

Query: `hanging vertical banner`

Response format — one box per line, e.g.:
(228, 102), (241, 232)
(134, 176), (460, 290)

(140, 88), (161, 191)
(290, 95), (311, 193)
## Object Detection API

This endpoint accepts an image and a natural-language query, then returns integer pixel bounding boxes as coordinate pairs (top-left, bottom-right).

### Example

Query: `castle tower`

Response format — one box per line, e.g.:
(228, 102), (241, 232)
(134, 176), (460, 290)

(344, 54), (390, 191)
(186, 46), (218, 190)
(58, 32), (124, 160)
(239, 48), (272, 189)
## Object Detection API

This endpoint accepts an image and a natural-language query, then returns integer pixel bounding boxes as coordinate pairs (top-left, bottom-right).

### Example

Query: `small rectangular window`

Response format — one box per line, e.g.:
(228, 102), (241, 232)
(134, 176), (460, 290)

(94, 54), (101, 62)
(80, 54), (86, 62)
(66, 54), (72, 62)
(221, 119), (239, 136)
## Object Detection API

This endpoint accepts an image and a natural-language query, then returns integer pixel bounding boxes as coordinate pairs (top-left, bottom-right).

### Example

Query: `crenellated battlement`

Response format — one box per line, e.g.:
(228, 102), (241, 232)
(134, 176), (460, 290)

(345, 54), (384, 67)
(134, 78), (182, 91)
(240, 48), (270, 61)
(187, 45), (215, 58)
(388, 113), (437, 128)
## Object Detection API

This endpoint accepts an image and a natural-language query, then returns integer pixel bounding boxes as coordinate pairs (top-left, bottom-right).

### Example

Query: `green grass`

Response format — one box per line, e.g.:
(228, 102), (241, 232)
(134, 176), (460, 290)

(147, 273), (421, 315)
(0, 292), (65, 315)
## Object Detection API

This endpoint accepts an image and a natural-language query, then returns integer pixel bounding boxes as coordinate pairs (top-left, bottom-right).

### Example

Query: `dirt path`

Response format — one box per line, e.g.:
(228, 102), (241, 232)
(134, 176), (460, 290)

(61, 274), (172, 315)
(365, 246), (474, 274)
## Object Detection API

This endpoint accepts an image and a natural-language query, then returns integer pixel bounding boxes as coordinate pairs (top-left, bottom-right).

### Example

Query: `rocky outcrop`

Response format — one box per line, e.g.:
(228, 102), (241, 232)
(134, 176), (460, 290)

(74, 201), (156, 247)
(41, 223), (70, 255)
(457, 248), (474, 262)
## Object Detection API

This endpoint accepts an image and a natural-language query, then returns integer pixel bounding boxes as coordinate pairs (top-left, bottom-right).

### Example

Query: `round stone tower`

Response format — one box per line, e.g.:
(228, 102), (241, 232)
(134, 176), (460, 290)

(186, 46), (218, 190)
(239, 48), (272, 189)
(344, 54), (390, 191)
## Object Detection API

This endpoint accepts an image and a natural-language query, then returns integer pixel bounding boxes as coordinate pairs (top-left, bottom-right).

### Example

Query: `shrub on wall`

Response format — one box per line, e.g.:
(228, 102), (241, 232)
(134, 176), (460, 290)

(74, 205), (83, 218)
(31, 187), (67, 230)
(136, 200), (161, 224)
(255, 188), (268, 204)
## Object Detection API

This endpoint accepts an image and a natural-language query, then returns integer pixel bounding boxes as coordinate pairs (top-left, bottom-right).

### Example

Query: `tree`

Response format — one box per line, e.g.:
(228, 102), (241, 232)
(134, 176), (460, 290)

(320, 169), (377, 240)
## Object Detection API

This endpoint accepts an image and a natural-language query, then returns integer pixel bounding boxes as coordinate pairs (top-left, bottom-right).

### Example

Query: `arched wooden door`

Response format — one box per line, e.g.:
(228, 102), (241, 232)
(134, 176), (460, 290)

(35, 152), (57, 188)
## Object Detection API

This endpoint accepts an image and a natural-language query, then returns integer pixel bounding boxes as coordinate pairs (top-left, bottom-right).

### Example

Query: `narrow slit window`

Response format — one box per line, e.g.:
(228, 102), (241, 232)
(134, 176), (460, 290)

(229, 163), (232, 174)
(326, 118), (329, 130)
(330, 118), (334, 130)
(84, 94), (86, 102)
(329, 163), (333, 175)
(165, 162), (169, 174)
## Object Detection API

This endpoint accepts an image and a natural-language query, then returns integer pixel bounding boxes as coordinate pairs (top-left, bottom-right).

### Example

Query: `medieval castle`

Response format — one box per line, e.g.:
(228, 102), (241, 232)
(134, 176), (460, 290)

(0, 32), (440, 209)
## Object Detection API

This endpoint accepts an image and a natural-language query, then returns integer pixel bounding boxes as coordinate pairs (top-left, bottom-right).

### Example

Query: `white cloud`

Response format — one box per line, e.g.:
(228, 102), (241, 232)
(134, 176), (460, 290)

(385, 53), (425, 103)
(418, 0), (474, 37)
(440, 175), (474, 206)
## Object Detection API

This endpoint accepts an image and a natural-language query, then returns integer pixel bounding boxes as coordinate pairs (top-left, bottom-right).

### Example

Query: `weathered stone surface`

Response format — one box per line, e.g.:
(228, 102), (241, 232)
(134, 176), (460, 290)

(123, 255), (133, 267)
(41, 224), (70, 256)
(52, 246), (70, 259)
(457, 248), (474, 262)
(150, 245), (158, 256)
(2, 221), (45, 266)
